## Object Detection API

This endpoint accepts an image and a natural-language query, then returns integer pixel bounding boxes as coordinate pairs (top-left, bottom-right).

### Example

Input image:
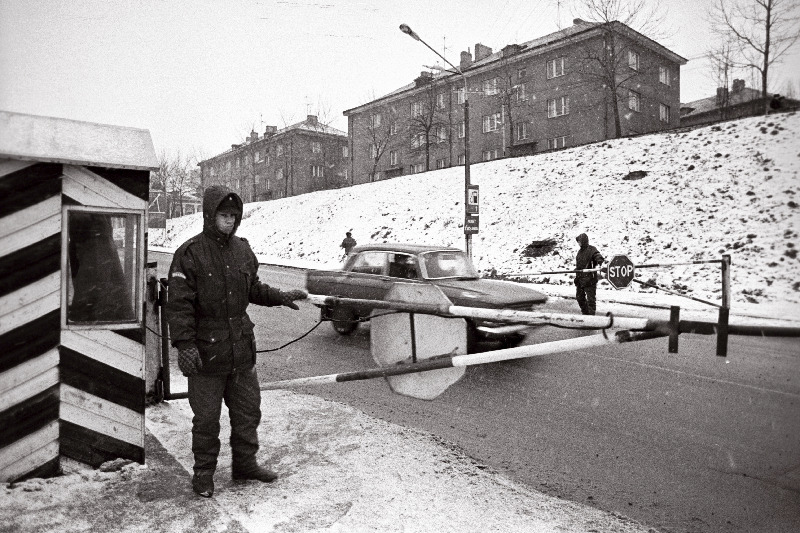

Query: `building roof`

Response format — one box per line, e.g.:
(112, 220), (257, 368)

(0, 110), (158, 171)
(203, 116), (346, 163)
(680, 87), (763, 117)
(345, 20), (687, 115)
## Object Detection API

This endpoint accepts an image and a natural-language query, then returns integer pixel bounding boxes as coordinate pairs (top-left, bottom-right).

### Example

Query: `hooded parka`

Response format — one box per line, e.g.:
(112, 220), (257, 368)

(167, 186), (285, 374)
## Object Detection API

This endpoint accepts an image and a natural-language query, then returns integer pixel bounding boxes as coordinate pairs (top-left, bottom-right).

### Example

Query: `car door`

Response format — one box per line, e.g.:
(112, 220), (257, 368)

(341, 251), (393, 314)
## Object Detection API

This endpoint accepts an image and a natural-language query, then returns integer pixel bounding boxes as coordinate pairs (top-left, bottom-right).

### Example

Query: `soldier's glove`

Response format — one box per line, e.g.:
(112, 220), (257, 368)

(177, 344), (202, 376)
(279, 289), (308, 311)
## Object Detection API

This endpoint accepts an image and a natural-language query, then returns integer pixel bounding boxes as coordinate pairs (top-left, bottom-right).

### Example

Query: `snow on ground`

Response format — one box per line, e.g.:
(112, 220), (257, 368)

(153, 112), (800, 308)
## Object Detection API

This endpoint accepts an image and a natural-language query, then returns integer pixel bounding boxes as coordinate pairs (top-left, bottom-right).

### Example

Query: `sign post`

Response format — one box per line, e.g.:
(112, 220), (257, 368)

(464, 184), (479, 235)
(606, 255), (635, 289)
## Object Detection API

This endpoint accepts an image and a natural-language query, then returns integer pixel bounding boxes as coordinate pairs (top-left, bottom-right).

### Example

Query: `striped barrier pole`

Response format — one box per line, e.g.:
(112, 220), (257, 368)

(260, 329), (666, 391)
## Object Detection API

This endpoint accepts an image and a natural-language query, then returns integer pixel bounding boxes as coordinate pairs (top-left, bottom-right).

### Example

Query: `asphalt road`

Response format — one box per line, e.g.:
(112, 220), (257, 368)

(149, 253), (800, 533)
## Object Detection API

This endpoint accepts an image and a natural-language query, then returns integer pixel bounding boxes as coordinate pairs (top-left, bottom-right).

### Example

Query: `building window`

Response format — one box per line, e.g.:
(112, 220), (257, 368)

(210, 167), (216, 177)
(456, 87), (465, 105)
(276, 144), (284, 156)
(547, 57), (565, 79)
(437, 125), (447, 143)
(370, 144), (377, 158)
(342, 146), (349, 158)
(515, 83), (527, 101)
(482, 78), (499, 96)
(629, 90), (641, 112)
(458, 154), (466, 165)
(482, 112), (501, 133)
(436, 93), (446, 109)
(371, 113), (382, 127)
(390, 150), (398, 166)
(236, 158), (240, 168)
(548, 136), (568, 150)
(518, 67), (527, 80)
(458, 121), (465, 138)
(482, 149), (499, 161)
(411, 101), (424, 117)
(628, 50), (640, 71)
(255, 174), (261, 184)
(411, 132), (425, 149)
(411, 162), (425, 174)
(660, 103), (671, 123)
(659, 66), (671, 86)
(276, 168), (284, 180)
(254, 150), (260, 162)
(547, 96), (569, 118)
(436, 158), (447, 169)
(389, 122), (399, 135)
(515, 122), (528, 141)
(226, 161), (231, 171)
(312, 141), (321, 154)
(312, 165), (324, 178)
(65, 209), (141, 326)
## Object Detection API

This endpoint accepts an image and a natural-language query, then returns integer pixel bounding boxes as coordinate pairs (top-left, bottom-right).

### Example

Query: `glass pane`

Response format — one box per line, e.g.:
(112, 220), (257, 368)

(421, 251), (478, 279)
(67, 211), (139, 324)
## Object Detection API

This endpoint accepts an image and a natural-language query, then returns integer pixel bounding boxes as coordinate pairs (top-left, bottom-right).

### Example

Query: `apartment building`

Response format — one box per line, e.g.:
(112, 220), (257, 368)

(344, 19), (686, 185)
(198, 115), (349, 202)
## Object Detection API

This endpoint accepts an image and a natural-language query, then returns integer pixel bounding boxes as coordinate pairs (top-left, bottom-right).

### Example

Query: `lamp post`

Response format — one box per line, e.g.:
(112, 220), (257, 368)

(400, 23), (472, 258)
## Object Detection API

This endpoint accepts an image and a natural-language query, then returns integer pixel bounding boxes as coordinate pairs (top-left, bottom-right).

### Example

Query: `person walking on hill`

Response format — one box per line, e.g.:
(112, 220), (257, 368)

(574, 233), (604, 315)
(340, 232), (357, 257)
(166, 185), (307, 498)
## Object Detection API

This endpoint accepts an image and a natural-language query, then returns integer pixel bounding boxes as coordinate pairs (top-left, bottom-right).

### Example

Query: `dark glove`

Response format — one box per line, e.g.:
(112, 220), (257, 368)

(279, 289), (308, 310)
(177, 344), (202, 376)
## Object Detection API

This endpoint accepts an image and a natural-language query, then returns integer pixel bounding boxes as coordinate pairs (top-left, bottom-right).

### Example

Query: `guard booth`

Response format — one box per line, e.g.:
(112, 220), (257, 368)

(0, 111), (158, 482)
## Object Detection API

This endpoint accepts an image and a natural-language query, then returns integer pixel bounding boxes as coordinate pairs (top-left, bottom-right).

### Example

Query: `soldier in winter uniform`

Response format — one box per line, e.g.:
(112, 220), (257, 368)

(167, 186), (307, 498)
(574, 233), (605, 315)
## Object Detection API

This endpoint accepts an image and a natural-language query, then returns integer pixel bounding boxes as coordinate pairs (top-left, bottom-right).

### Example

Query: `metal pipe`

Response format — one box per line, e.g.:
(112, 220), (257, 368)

(260, 330), (667, 390)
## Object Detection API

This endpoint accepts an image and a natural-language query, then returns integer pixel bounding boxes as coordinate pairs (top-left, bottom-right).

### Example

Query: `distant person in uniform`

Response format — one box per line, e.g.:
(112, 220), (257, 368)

(574, 233), (604, 315)
(340, 232), (357, 257)
(166, 185), (307, 498)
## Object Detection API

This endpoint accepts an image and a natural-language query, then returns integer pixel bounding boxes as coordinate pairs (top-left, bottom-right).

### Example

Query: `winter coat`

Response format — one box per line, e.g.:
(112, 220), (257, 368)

(166, 186), (285, 374)
(574, 233), (605, 288)
(340, 236), (357, 255)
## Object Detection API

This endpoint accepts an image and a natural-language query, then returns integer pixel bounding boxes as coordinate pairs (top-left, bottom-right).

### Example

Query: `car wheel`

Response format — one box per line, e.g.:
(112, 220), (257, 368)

(466, 323), (479, 354)
(331, 306), (358, 335)
(499, 332), (526, 349)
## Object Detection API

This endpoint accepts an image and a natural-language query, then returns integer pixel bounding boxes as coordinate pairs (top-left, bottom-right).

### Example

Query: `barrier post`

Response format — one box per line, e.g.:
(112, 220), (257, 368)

(159, 277), (172, 398)
(669, 306), (680, 353)
(717, 254), (731, 357)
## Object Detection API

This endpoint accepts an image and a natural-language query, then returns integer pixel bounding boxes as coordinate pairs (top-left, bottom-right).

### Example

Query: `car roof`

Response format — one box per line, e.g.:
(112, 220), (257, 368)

(351, 243), (464, 255)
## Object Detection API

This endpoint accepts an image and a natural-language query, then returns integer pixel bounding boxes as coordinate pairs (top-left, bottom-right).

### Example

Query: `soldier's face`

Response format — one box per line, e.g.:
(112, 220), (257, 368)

(215, 211), (237, 234)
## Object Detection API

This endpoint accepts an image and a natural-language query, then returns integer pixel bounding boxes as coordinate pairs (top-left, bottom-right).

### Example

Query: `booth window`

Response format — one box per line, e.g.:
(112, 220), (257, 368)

(65, 210), (141, 325)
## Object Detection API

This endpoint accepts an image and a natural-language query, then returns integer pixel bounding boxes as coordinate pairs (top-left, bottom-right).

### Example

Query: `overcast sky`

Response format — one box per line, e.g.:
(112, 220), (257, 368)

(2, 0), (798, 160)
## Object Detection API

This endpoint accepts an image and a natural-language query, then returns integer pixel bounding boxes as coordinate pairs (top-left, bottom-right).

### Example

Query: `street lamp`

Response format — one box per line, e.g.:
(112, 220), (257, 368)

(400, 23), (473, 258)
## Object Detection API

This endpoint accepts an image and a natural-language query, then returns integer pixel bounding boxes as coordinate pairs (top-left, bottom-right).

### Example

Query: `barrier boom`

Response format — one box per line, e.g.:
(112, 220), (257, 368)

(260, 330), (666, 390)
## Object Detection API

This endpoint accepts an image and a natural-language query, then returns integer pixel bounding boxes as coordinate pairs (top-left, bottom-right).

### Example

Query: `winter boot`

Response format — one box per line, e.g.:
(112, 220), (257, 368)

(232, 464), (278, 483)
(192, 472), (214, 498)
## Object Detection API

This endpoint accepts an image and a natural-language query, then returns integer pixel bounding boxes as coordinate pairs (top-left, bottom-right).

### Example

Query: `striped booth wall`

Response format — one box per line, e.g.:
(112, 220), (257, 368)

(0, 159), (149, 482)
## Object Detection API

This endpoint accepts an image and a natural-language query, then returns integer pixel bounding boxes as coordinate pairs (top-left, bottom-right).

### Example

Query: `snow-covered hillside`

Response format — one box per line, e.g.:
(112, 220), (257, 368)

(154, 112), (800, 306)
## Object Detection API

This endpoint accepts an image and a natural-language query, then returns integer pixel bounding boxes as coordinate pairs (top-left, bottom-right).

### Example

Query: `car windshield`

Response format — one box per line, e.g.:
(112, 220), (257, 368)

(420, 250), (479, 279)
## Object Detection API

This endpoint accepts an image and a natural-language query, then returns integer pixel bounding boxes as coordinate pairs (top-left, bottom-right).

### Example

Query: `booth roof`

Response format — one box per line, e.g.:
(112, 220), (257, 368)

(0, 110), (159, 171)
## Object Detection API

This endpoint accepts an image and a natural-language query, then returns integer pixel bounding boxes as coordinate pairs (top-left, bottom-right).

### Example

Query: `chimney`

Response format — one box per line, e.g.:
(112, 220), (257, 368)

(732, 79), (745, 93)
(306, 115), (318, 125)
(502, 44), (523, 58)
(264, 125), (277, 137)
(415, 71), (433, 87)
(573, 18), (587, 25)
(474, 43), (493, 62)
(249, 130), (258, 142)
(716, 87), (729, 107)
(460, 49), (473, 70)
(231, 144), (240, 150)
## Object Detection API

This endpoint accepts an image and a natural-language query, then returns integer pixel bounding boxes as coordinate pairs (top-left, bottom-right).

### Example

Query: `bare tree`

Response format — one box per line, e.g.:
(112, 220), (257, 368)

(153, 150), (200, 218)
(485, 53), (538, 155)
(563, 0), (669, 138)
(361, 111), (393, 182)
(407, 76), (449, 171)
(708, 0), (800, 115)
(707, 40), (737, 120)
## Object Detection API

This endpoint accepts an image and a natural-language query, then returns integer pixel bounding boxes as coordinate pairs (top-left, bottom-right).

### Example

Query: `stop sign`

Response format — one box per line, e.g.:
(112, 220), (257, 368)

(606, 255), (635, 289)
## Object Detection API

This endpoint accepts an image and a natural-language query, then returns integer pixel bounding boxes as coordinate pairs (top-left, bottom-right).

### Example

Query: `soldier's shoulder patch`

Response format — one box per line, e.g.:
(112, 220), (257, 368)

(171, 271), (187, 280)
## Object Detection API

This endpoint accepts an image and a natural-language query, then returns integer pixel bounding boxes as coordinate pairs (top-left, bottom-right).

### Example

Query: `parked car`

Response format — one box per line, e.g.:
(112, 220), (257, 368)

(305, 243), (548, 350)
